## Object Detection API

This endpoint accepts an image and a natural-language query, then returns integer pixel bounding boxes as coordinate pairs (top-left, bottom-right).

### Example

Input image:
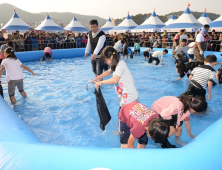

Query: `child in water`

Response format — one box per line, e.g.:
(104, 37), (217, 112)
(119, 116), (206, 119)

(43, 44), (53, 61)
(93, 46), (138, 108)
(134, 41), (140, 56)
(119, 102), (174, 149)
(143, 47), (153, 60)
(186, 55), (217, 99)
(148, 49), (168, 65)
(151, 95), (207, 146)
(0, 47), (37, 103)
(175, 61), (203, 81)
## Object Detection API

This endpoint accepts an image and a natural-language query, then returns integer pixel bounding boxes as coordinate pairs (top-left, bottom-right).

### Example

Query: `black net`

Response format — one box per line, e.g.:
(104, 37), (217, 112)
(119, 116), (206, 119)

(94, 88), (111, 131)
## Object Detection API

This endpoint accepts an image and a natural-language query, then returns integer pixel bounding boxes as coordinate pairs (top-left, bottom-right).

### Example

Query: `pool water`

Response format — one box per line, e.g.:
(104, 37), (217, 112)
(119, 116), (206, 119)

(2, 55), (222, 148)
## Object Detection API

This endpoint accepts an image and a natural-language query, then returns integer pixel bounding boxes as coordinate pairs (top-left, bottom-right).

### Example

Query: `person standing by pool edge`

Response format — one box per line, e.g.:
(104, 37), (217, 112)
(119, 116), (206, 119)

(194, 24), (210, 62)
(85, 20), (106, 77)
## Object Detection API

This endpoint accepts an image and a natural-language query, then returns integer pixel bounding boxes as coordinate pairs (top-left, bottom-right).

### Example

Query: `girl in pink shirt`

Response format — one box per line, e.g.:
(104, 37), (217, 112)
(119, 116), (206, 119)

(151, 95), (207, 146)
(43, 44), (52, 61)
(0, 47), (37, 104)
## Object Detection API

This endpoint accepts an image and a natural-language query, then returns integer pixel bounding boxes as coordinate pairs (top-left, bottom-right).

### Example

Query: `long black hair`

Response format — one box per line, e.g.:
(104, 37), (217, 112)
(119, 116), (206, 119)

(148, 118), (169, 144)
(100, 46), (120, 72)
(176, 62), (186, 74)
(179, 95), (207, 113)
(5, 47), (17, 60)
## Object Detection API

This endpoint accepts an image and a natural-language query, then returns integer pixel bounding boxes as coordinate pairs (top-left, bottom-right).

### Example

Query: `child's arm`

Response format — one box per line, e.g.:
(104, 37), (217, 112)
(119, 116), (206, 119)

(216, 72), (219, 82)
(175, 77), (182, 81)
(0, 66), (5, 83)
(184, 120), (195, 138)
(95, 75), (120, 89)
(189, 75), (193, 81)
(93, 70), (111, 83)
(207, 81), (213, 100)
(20, 65), (38, 76)
(127, 134), (136, 148)
(216, 62), (222, 65)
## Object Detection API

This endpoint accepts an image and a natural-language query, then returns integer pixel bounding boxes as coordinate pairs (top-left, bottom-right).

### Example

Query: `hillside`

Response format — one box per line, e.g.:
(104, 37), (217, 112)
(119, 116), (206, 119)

(0, 3), (107, 27)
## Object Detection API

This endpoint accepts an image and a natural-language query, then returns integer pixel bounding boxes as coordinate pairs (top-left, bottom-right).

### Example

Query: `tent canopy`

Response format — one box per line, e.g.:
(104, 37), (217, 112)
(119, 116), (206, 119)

(1, 11), (30, 31)
(101, 17), (116, 32)
(35, 14), (65, 31)
(64, 16), (89, 32)
(109, 13), (138, 33)
(132, 11), (165, 32)
(162, 7), (203, 32)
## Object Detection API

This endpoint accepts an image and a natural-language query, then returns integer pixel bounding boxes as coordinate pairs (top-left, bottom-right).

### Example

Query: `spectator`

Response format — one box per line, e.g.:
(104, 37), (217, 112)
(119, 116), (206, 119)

(75, 34), (83, 48)
(162, 35), (167, 48)
(0, 31), (6, 47)
(30, 33), (39, 51)
(18, 35), (25, 52)
(0, 41), (14, 59)
(81, 35), (88, 48)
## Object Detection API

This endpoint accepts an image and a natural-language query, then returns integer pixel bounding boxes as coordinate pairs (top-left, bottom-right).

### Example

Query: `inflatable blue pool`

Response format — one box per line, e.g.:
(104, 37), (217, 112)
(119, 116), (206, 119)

(0, 48), (222, 170)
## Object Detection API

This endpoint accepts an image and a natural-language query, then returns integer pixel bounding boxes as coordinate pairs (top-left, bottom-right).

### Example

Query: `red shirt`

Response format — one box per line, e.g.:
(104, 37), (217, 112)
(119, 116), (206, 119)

(119, 102), (159, 138)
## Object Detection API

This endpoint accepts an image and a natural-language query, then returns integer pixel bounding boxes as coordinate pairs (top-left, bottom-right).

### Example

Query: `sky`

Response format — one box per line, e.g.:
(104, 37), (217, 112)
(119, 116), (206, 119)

(1, 0), (222, 19)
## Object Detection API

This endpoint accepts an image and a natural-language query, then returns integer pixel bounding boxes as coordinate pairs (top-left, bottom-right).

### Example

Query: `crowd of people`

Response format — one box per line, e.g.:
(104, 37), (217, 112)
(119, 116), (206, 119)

(0, 19), (222, 150)
(0, 28), (222, 53)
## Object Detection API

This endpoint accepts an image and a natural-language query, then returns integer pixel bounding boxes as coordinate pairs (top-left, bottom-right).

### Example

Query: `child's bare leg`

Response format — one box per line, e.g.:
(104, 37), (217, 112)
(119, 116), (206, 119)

(189, 59), (192, 62)
(126, 55), (128, 59)
(122, 55), (124, 59)
(139, 52), (140, 56)
(50, 58), (52, 61)
(46, 58), (48, 61)
(168, 126), (176, 137)
(121, 144), (128, 148)
(175, 126), (186, 146)
(21, 91), (27, 97)
(10, 96), (16, 104)
(137, 144), (146, 149)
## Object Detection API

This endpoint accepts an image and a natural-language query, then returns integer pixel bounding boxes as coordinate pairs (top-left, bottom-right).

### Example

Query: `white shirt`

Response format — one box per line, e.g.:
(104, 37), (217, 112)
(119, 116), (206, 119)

(152, 51), (164, 63)
(85, 30), (106, 56)
(188, 42), (196, 54)
(110, 60), (138, 106)
(196, 33), (204, 42)
(113, 40), (122, 52)
(1, 58), (24, 83)
(180, 34), (188, 41)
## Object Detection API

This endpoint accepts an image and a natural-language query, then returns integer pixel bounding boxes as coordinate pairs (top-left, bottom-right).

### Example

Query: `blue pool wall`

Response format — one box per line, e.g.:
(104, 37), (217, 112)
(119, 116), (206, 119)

(0, 48), (222, 170)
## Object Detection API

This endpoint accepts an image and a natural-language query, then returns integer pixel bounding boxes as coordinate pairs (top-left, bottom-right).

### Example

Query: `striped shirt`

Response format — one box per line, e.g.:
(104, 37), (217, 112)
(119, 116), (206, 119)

(191, 64), (216, 89)
(110, 60), (139, 106)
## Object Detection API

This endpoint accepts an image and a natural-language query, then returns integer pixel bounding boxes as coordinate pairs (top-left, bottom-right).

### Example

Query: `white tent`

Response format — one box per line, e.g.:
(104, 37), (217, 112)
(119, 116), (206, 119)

(101, 17), (115, 32)
(132, 11), (165, 32)
(109, 13), (138, 33)
(165, 13), (176, 25)
(198, 10), (212, 25)
(1, 11), (30, 31)
(35, 14), (65, 31)
(162, 6), (203, 32)
(64, 15), (89, 33)
(209, 15), (222, 32)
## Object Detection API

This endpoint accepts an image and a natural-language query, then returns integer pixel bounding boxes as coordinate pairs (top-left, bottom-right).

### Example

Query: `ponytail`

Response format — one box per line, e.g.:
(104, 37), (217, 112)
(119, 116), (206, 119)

(179, 95), (207, 113)
(5, 47), (17, 60)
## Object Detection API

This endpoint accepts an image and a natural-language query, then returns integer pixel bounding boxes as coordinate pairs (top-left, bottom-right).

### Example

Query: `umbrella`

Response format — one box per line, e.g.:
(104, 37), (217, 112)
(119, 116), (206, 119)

(94, 88), (111, 131)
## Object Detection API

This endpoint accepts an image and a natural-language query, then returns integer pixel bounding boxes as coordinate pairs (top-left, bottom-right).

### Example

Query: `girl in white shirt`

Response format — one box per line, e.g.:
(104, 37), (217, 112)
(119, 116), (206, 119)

(93, 46), (138, 108)
(0, 47), (37, 104)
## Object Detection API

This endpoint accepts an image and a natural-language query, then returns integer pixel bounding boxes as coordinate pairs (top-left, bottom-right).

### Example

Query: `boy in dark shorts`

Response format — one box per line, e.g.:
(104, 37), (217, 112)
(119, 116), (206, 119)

(134, 41), (140, 56)
(186, 55), (217, 99)
(119, 102), (175, 149)
(143, 47), (153, 60)
(122, 40), (128, 59)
